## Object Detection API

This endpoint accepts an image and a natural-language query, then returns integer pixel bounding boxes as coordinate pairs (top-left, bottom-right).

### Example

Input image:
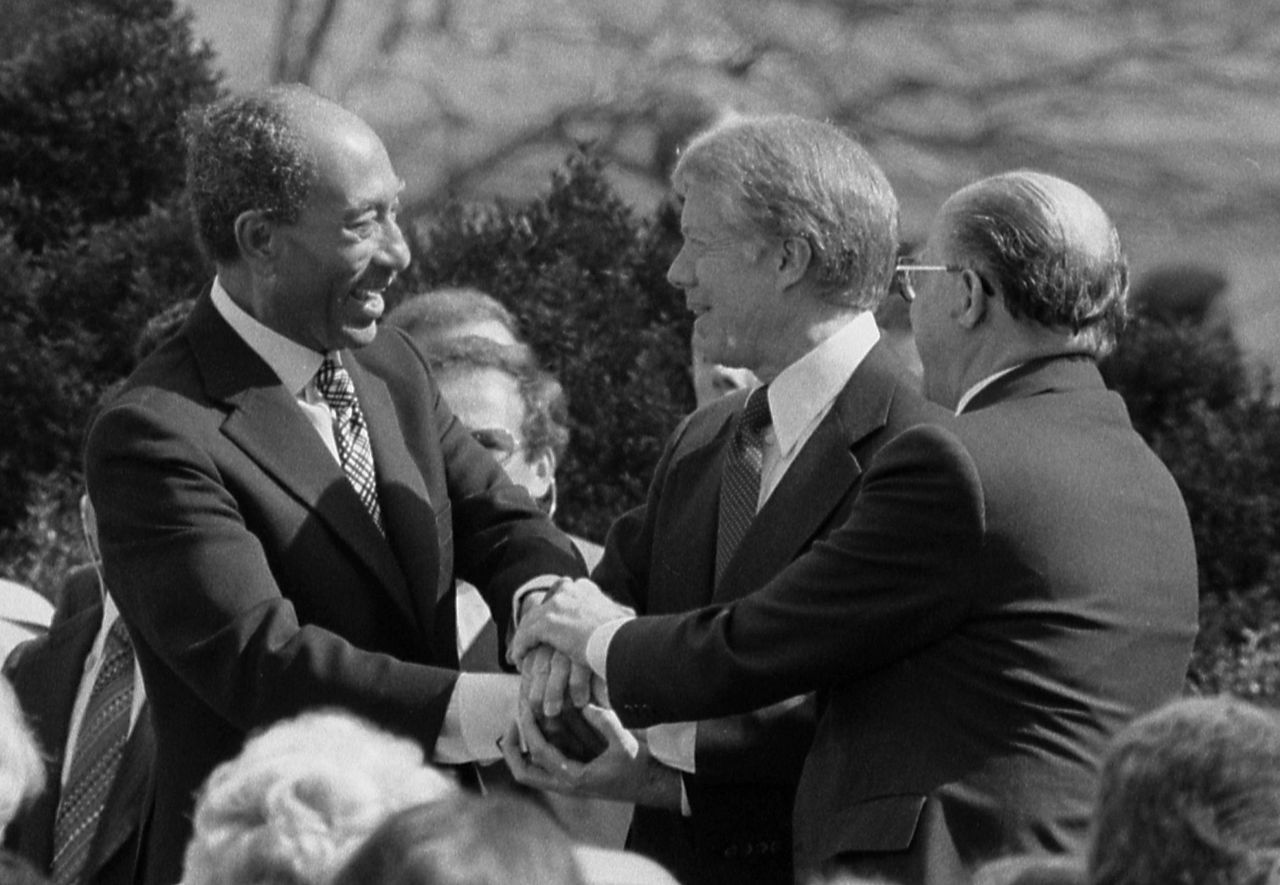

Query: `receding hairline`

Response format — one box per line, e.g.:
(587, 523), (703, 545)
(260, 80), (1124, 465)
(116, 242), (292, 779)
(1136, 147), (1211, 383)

(941, 170), (1119, 263)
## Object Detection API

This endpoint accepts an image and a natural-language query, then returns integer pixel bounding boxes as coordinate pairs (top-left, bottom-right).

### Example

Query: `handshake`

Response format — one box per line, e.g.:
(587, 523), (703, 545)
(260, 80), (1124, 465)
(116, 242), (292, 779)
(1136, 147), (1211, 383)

(497, 578), (681, 807)
(507, 577), (631, 759)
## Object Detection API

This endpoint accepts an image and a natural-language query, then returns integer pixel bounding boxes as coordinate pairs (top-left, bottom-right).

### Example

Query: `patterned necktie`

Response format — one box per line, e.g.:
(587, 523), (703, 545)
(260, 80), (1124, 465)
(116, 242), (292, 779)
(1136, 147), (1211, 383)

(315, 356), (384, 533)
(52, 617), (134, 885)
(716, 385), (772, 583)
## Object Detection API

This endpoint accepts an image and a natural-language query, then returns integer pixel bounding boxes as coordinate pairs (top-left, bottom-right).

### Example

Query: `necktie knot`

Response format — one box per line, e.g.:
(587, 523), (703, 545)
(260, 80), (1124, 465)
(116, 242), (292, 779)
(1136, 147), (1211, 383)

(314, 356), (384, 533)
(717, 385), (771, 583)
(739, 385), (772, 439)
(316, 357), (358, 413)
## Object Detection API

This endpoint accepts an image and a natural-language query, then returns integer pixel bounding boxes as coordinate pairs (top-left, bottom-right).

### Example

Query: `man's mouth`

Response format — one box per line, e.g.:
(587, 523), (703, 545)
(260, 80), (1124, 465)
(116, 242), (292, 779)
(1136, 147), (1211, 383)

(348, 286), (386, 317)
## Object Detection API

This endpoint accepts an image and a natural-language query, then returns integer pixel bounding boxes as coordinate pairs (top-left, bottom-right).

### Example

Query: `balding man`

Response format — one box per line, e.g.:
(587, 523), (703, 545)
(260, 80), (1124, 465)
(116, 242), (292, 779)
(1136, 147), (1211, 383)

(513, 171), (1199, 884)
(85, 86), (585, 885)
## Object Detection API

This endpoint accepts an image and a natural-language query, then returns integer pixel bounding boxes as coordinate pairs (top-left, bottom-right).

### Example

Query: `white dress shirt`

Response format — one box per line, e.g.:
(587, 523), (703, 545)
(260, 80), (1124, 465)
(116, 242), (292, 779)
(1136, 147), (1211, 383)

(61, 585), (147, 786)
(212, 280), (519, 764)
(637, 313), (881, 780)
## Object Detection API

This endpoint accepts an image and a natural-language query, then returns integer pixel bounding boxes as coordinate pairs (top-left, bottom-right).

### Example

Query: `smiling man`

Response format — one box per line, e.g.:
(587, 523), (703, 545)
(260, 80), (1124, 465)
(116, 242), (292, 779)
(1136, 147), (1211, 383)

(508, 114), (934, 885)
(84, 85), (586, 885)
(512, 170), (1200, 885)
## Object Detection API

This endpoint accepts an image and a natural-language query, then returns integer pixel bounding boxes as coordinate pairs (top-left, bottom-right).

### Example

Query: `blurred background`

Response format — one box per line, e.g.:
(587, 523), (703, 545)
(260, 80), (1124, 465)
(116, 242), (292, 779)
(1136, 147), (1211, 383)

(168, 0), (1280, 375)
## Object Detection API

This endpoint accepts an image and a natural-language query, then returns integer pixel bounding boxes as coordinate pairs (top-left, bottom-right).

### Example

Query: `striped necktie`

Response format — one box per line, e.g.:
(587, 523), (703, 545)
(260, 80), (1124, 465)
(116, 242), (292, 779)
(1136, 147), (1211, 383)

(715, 385), (772, 583)
(315, 356), (384, 533)
(52, 617), (134, 885)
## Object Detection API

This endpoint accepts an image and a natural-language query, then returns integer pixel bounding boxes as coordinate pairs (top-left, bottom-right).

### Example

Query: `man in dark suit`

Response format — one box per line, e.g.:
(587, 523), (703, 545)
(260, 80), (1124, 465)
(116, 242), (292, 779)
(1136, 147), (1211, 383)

(505, 115), (935, 885)
(4, 557), (151, 885)
(512, 170), (1200, 884)
(84, 85), (585, 885)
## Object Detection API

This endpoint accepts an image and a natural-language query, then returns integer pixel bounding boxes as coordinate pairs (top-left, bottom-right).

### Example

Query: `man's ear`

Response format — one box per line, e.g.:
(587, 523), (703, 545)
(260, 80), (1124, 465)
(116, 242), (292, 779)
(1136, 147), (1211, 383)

(776, 235), (813, 290)
(233, 210), (276, 266)
(957, 268), (990, 330)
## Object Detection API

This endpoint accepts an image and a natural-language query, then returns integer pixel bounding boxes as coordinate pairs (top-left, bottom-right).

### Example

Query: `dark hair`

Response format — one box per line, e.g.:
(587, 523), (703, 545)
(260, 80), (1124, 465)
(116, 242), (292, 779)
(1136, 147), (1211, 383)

(1089, 695), (1280, 885)
(673, 113), (899, 311)
(330, 791), (585, 885)
(184, 86), (319, 263)
(385, 288), (519, 346)
(424, 337), (571, 462)
(945, 170), (1129, 356)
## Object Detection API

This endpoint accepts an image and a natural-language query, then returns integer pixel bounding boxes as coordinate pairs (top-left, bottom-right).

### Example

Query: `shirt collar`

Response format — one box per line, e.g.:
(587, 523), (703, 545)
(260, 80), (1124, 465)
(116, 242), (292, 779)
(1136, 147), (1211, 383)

(955, 364), (1024, 415)
(211, 277), (327, 396)
(768, 311), (880, 457)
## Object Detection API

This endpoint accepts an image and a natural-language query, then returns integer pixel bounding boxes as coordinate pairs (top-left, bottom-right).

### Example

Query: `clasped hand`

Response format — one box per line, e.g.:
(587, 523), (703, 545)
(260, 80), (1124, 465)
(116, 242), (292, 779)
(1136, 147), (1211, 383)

(509, 577), (632, 722)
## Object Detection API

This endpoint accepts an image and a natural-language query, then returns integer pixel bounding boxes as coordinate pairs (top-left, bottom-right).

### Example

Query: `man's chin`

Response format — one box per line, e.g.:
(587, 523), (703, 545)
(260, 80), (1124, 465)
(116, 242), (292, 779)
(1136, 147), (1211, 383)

(340, 323), (379, 350)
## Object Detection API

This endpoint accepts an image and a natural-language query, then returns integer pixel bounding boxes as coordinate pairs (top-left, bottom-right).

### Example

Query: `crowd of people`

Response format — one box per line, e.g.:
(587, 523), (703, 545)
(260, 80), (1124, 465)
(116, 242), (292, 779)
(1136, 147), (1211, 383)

(0, 81), (1247, 885)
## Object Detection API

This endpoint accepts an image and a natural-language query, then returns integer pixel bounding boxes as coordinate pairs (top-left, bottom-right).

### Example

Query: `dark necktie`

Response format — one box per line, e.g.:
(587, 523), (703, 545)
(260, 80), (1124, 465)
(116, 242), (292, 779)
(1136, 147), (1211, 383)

(315, 356), (384, 533)
(52, 617), (134, 885)
(716, 385), (772, 582)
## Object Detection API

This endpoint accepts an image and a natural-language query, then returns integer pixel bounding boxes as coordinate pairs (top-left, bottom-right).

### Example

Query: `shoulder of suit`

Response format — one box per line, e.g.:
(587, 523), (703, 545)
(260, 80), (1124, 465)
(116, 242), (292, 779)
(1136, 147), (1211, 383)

(669, 391), (745, 457)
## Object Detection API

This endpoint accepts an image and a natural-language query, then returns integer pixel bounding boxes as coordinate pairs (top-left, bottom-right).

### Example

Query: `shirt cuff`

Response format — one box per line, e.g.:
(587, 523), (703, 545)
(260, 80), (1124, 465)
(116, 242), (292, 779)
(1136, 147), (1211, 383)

(645, 722), (697, 774)
(585, 616), (632, 680)
(432, 673), (519, 764)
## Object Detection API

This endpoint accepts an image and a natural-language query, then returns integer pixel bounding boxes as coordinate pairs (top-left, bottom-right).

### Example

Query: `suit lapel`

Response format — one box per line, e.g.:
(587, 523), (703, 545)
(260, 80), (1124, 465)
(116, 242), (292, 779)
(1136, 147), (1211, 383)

(656, 413), (736, 610)
(346, 354), (439, 633)
(85, 701), (154, 874)
(186, 293), (418, 628)
(711, 342), (902, 603)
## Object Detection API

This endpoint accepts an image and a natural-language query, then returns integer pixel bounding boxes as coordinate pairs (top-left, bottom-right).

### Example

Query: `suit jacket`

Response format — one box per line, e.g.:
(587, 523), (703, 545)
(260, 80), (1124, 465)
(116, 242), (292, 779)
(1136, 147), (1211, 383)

(594, 342), (935, 884)
(84, 291), (586, 885)
(606, 356), (1199, 884)
(3, 595), (153, 885)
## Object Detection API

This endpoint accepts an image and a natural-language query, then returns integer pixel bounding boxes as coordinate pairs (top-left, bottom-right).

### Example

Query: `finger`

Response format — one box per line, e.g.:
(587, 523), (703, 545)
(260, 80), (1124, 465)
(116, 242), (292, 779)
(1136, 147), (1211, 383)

(581, 704), (640, 757)
(498, 722), (560, 791)
(543, 651), (572, 717)
(568, 659), (592, 709)
(522, 646), (552, 710)
(520, 699), (584, 779)
(510, 605), (551, 662)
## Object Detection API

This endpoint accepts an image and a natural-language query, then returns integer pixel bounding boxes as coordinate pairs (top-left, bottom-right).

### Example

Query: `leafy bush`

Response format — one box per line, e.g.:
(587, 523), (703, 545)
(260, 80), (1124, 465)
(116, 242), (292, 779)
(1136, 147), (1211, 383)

(0, 0), (217, 582)
(1102, 294), (1280, 696)
(393, 153), (690, 541)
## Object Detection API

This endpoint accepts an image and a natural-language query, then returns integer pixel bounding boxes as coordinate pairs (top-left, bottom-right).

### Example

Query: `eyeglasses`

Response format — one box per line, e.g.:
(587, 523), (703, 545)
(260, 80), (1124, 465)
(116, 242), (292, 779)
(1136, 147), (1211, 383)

(470, 427), (524, 466)
(893, 263), (966, 303)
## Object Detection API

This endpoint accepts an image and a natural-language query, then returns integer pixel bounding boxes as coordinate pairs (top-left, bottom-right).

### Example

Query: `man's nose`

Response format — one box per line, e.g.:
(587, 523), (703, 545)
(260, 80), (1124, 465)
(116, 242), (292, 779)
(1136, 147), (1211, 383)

(667, 245), (693, 289)
(380, 218), (411, 272)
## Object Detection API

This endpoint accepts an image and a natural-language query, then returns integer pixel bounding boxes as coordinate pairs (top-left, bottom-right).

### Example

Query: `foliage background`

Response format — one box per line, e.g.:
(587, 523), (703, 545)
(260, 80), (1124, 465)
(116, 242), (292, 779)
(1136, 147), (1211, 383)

(2, 0), (1279, 698)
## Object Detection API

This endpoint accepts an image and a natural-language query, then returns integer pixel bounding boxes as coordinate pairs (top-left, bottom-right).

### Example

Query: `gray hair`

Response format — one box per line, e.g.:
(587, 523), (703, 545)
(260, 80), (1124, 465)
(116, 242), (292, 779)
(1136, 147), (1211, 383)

(943, 170), (1128, 356)
(184, 85), (321, 263)
(672, 114), (899, 311)
(181, 709), (455, 885)
(386, 288), (520, 348)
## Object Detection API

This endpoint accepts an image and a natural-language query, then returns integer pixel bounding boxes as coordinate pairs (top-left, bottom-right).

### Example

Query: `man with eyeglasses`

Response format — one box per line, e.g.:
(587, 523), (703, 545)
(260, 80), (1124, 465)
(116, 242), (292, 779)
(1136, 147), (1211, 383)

(512, 170), (1199, 884)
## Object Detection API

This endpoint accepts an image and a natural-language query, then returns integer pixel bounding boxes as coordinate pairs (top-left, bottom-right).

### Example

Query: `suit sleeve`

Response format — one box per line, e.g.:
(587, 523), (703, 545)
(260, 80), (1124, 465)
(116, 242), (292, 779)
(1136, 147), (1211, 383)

(595, 410), (815, 803)
(86, 401), (466, 748)
(390, 327), (588, 638)
(608, 422), (987, 727)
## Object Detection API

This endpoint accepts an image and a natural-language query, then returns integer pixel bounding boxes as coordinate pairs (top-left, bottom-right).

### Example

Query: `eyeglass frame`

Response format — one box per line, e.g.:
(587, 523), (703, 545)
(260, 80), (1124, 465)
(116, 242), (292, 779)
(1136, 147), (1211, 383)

(469, 426), (526, 467)
(893, 263), (968, 303)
